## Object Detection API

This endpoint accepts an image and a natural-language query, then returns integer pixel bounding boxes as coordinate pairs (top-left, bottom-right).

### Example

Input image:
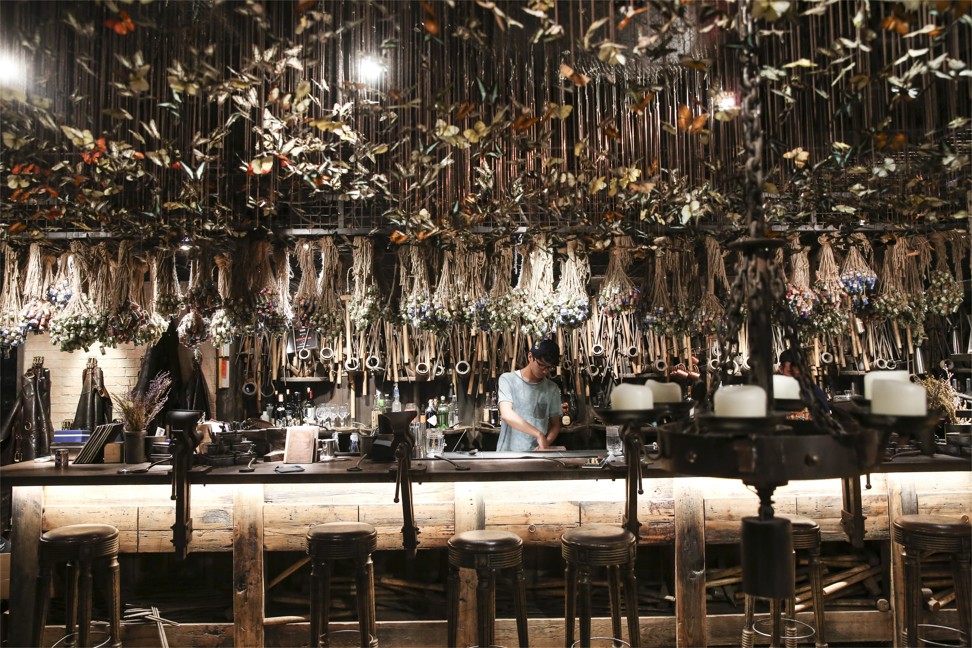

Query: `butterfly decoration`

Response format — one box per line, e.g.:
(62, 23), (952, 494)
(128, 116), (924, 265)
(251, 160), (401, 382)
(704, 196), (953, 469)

(676, 105), (708, 134)
(783, 147), (809, 169)
(559, 63), (591, 87)
(104, 10), (135, 35)
(420, 1), (439, 35)
(247, 156), (274, 175)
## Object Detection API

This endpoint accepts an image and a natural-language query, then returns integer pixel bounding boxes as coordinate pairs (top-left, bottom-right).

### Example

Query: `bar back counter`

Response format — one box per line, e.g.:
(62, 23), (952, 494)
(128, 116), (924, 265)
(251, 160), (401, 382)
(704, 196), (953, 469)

(4, 454), (969, 647)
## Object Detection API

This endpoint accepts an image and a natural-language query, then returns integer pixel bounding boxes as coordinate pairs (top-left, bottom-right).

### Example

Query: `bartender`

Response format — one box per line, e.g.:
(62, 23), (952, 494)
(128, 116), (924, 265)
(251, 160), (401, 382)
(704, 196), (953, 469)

(496, 339), (563, 451)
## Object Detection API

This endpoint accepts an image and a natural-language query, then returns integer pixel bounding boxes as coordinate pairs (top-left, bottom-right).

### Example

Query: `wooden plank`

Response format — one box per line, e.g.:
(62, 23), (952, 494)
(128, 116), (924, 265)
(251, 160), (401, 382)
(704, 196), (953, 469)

(887, 473), (918, 648)
(9, 486), (43, 648)
(675, 480), (706, 648)
(454, 481), (483, 648)
(137, 529), (234, 553)
(233, 484), (265, 648)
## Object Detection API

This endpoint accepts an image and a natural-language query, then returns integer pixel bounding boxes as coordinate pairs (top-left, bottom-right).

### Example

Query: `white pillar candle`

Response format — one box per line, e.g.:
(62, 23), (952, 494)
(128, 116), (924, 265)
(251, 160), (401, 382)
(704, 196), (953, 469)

(645, 379), (682, 403)
(863, 370), (910, 400)
(871, 380), (927, 416)
(772, 375), (801, 400)
(611, 383), (654, 410)
(714, 385), (767, 418)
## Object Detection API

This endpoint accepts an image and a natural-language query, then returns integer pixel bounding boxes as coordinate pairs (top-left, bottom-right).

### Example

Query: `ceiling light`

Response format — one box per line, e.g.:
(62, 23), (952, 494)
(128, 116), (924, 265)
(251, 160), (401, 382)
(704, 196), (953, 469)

(358, 56), (385, 82)
(0, 51), (26, 88)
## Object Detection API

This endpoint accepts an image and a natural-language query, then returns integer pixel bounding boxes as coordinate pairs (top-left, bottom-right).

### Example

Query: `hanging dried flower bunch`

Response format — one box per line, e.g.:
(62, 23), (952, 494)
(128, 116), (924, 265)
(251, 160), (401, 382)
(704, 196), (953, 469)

(428, 247), (457, 330)
(153, 249), (182, 319)
(49, 243), (103, 352)
(138, 251), (168, 346)
(454, 239), (489, 330)
(811, 238), (848, 336)
(0, 244), (26, 350)
(104, 242), (150, 347)
(870, 240), (908, 321)
(347, 237), (381, 333)
(209, 254), (234, 346)
(926, 233), (964, 317)
(266, 244), (293, 334)
(899, 236), (930, 332)
(47, 251), (73, 311)
(486, 241), (517, 332)
(598, 236), (639, 317)
(839, 236), (876, 313)
(785, 246), (816, 321)
(695, 236), (727, 335)
(517, 236), (558, 338)
(554, 240), (590, 330)
(292, 242), (318, 328)
(310, 237), (343, 338)
(19, 243), (54, 335)
(644, 249), (677, 336)
(183, 253), (220, 318)
(401, 244), (440, 330)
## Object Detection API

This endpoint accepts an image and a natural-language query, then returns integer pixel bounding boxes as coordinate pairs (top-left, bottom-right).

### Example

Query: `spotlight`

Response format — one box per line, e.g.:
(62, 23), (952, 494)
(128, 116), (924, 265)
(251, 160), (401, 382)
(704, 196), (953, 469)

(358, 56), (385, 82)
(0, 52), (26, 88)
(714, 90), (738, 112)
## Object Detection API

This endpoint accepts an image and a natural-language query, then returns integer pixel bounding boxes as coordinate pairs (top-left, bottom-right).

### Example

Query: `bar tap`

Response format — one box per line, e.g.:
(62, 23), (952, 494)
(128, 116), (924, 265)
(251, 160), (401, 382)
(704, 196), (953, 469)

(167, 409), (205, 561)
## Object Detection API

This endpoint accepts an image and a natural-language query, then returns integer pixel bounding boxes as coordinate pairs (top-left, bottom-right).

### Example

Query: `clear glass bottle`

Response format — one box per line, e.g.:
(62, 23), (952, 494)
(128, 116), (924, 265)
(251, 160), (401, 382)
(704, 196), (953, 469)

(426, 398), (437, 429)
(449, 393), (459, 427)
(391, 383), (402, 412)
(371, 389), (382, 431)
(489, 392), (499, 426)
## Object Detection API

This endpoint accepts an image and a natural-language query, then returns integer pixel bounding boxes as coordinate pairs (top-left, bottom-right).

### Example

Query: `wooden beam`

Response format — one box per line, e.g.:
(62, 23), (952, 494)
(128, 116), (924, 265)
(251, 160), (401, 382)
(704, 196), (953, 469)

(886, 474), (918, 648)
(9, 486), (44, 648)
(674, 480), (707, 647)
(233, 484), (265, 647)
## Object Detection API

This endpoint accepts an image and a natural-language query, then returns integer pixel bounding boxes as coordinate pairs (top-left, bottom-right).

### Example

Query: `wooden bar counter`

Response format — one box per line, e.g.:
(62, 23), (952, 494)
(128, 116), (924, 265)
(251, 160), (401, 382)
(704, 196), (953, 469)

(4, 453), (969, 647)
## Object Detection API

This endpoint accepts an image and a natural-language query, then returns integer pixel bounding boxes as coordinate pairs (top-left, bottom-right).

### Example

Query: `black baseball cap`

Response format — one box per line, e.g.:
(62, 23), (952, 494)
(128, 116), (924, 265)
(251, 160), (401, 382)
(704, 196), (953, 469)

(530, 338), (560, 364)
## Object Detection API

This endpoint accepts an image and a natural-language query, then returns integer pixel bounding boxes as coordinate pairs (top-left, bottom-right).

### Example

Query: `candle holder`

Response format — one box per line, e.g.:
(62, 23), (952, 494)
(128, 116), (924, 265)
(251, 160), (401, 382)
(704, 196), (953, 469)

(773, 398), (808, 413)
(844, 407), (943, 456)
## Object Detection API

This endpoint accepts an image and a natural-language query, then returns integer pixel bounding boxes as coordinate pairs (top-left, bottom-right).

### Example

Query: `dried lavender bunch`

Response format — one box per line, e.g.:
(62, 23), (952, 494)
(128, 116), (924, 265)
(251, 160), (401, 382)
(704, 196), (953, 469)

(116, 371), (173, 432)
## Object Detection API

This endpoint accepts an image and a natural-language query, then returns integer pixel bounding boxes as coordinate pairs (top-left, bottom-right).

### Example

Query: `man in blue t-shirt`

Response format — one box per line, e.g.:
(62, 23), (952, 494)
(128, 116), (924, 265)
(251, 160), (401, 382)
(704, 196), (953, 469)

(496, 339), (563, 451)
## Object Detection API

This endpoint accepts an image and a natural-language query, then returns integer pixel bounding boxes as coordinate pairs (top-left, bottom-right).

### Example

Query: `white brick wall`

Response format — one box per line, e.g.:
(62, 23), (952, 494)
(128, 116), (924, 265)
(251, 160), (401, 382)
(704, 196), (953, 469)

(21, 334), (217, 430)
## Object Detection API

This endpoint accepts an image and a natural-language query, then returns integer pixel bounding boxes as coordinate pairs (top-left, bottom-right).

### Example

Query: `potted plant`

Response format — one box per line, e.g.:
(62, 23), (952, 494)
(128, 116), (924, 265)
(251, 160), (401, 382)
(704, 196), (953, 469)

(116, 371), (172, 463)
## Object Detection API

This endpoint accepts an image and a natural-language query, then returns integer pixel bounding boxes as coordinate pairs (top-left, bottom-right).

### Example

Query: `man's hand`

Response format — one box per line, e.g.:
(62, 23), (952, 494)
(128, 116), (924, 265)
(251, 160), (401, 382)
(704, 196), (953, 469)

(534, 433), (550, 450)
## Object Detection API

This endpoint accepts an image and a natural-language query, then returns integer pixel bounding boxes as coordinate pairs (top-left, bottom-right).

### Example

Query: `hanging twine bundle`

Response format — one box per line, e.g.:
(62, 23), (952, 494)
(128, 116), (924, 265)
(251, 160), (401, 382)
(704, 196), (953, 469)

(839, 236), (876, 312)
(139, 250), (168, 346)
(264, 244), (292, 334)
(696, 237), (726, 335)
(47, 251), (73, 310)
(899, 236), (931, 327)
(19, 243), (55, 334)
(347, 237), (380, 333)
(926, 233), (964, 316)
(427, 247), (457, 330)
(785, 247), (816, 321)
(310, 237), (343, 337)
(644, 249), (676, 335)
(486, 241), (517, 332)
(456, 240), (489, 330)
(183, 253), (221, 318)
(0, 244), (26, 350)
(292, 242), (318, 328)
(948, 232), (968, 285)
(811, 238), (848, 335)
(49, 243), (102, 352)
(555, 239), (590, 330)
(598, 235), (639, 317)
(154, 249), (182, 319)
(209, 253), (235, 346)
(517, 236), (557, 338)
(402, 244), (442, 330)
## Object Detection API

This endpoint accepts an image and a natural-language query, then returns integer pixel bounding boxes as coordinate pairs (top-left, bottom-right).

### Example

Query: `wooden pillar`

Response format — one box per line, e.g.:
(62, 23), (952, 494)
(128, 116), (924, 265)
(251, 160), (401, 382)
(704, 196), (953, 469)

(9, 486), (44, 648)
(887, 474), (918, 648)
(454, 482), (485, 648)
(675, 480), (707, 648)
(233, 484), (265, 647)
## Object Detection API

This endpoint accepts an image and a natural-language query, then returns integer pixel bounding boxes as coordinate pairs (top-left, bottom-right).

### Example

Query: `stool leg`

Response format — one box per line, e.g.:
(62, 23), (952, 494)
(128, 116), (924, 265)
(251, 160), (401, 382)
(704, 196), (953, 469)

(476, 566), (496, 648)
(447, 564), (461, 648)
(513, 564), (530, 648)
(309, 558), (327, 648)
(354, 554), (377, 648)
(65, 561), (80, 648)
(951, 551), (971, 648)
(564, 562), (576, 648)
(770, 598), (782, 648)
(807, 544), (828, 648)
(607, 565), (622, 645)
(77, 559), (94, 648)
(622, 561), (641, 648)
(107, 555), (122, 648)
(902, 547), (921, 648)
(31, 562), (54, 648)
(578, 563), (592, 648)
(742, 595), (755, 647)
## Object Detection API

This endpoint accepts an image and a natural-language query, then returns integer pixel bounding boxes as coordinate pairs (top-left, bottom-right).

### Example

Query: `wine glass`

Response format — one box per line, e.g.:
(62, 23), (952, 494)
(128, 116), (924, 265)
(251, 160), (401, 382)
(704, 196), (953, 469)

(338, 403), (351, 428)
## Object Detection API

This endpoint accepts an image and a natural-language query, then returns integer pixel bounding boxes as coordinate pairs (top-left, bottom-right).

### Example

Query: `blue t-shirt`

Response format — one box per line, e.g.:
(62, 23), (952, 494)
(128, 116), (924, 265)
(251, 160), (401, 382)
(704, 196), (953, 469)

(495, 370), (562, 451)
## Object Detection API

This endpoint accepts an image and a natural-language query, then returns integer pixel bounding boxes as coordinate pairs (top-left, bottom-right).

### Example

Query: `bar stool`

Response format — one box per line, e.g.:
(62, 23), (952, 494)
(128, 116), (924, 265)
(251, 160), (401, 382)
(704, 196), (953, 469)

(447, 530), (529, 648)
(307, 522), (379, 648)
(32, 523), (122, 648)
(561, 524), (640, 648)
(892, 514), (971, 647)
(741, 514), (828, 648)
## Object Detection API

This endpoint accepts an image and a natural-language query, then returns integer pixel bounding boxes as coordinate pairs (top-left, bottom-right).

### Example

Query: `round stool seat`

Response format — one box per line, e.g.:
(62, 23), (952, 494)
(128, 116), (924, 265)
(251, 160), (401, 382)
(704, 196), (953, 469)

(894, 515), (971, 553)
(562, 524), (636, 566)
(40, 524), (120, 563)
(449, 530), (522, 570)
(777, 514), (821, 551)
(307, 522), (378, 560)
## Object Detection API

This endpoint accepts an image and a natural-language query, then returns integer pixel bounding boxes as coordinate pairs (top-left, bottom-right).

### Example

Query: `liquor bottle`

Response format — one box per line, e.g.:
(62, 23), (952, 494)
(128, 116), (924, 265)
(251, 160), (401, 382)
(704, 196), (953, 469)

(437, 396), (450, 430)
(304, 388), (316, 423)
(391, 383), (402, 412)
(561, 400), (571, 426)
(371, 389), (381, 431)
(284, 389), (295, 425)
(489, 392), (499, 427)
(482, 392), (492, 424)
(449, 393), (459, 427)
(274, 393), (287, 427)
(426, 398), (438, 429)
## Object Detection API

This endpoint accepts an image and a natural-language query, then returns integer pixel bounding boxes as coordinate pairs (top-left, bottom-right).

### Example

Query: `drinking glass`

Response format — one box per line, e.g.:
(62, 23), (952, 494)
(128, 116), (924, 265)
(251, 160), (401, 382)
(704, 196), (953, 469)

(426, 430), (445, 457)
(338, 403), (351, 428)
(605, 426), (623, 457)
